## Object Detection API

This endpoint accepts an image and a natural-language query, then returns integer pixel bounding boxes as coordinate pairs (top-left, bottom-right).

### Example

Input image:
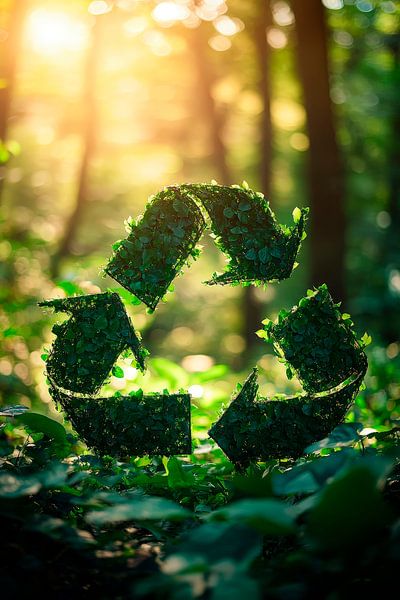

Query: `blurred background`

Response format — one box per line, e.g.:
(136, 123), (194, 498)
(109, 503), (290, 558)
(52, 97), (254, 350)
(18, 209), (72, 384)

(0, 0), (399, 435)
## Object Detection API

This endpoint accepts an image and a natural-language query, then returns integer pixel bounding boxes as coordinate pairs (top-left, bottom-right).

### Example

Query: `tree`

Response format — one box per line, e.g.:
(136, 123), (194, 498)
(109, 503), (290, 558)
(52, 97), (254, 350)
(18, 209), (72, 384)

(292, 0), (345, 302)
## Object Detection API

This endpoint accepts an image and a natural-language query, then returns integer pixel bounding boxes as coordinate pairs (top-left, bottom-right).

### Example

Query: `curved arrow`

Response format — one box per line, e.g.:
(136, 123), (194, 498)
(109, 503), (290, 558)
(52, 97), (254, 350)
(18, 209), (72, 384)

(104, 183), (307, 310)
(39, 292), (147, 395)
(105, 186), (206, 310)
(184, 183), (308, 285)
(263, 284), (368, 394)
(209, 284), (368, 467)
(208, 367), (366, 468)
(50, 386), (191, 457)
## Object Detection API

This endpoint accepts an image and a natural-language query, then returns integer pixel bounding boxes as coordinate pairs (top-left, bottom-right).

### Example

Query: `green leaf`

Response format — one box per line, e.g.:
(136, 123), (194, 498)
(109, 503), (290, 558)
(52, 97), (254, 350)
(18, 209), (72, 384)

(255, 329), (268, 339)
(304, 423), (364, 453)
(209, 499), (295, 535)
(16, 413), (68, 445)
(292, 206), (302, 224)
(112, 365), (124, 378)
(94, 315), (108, 330)
(360, 332), (372, 347)
(223, 207), (234, 218)
(307, 457), (394, 551)
(86, 495), (191, 525)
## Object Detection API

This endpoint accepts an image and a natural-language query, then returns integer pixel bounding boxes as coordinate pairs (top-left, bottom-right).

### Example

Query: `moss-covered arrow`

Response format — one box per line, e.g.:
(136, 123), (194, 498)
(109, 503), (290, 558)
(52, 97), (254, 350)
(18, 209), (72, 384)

(105, 186), (206, 310)
(263, 284), (367, 393)
(185, 182), (308, 285)
(208, 367), (366, 468)
(209, 284), (368, 467)
(50, 386), (191, 457)
(104, 183), (307, 310)
(39, 292), (147, 395)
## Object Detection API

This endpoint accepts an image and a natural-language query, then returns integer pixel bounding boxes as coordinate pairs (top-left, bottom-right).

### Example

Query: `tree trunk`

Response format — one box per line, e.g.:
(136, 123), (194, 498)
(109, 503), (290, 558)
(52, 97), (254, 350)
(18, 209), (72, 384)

(291, 0), (345, 303)
(50, 17), (101, 278)
(0, 0), (27, 201)
(242, 0), (274, 350)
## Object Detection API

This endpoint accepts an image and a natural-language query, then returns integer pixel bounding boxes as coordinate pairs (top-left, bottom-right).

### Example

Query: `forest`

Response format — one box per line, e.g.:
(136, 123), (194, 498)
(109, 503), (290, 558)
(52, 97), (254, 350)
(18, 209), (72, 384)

(1, 0), (399, 598)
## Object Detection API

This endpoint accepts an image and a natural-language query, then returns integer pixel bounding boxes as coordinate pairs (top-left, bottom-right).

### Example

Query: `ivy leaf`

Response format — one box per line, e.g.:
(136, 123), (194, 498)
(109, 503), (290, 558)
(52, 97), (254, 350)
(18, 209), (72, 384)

(245, 248), (257, 260)
(258, 247), (270, 263)
(292, 207), (302, 224)
(223, 207), (235, 218)
(94, 315), (108, 330)
(112, 365), (124, 378)
(360, 332), (372, 347)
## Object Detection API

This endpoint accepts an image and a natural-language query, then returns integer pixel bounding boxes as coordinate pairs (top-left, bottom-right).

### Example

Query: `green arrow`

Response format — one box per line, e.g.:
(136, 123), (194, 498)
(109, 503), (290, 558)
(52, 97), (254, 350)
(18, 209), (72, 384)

(39, 292), (147, 395)
(264, 284), (368, 393)
(50, 386), (191, 457)
(183, 183), (308, 285)
(208, 367), (366, 468)
(105, 187), (205, 310)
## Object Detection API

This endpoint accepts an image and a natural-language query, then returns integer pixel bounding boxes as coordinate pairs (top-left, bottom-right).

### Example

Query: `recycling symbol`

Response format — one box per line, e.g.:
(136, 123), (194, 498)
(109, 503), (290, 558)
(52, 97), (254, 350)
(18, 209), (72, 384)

(40, 183), (367, 466)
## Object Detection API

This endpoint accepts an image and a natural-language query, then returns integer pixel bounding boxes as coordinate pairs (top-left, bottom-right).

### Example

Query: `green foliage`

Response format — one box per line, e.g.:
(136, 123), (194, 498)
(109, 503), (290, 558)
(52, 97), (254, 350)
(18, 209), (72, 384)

(105, 187), (206, 310)
(185, 182), (308, 285)
(0, 410), (399, 598)
(209, 368), (365, 467)
(50, 386), (191, 457)
(39, 292), (148, 394)
(104, 183), (307, 309)
(267, 284), (368, 393)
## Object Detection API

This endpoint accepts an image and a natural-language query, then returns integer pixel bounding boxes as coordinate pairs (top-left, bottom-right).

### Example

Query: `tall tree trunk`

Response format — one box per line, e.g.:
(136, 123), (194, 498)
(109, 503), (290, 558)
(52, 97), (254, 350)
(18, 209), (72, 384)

(50, 17), (101, 278)
(241, 0), (274, 349)
(291, 0), (345, 302)
(254, 0), (273, 202)
(0, 0), (27, 201)
(188, 24), (262, 355)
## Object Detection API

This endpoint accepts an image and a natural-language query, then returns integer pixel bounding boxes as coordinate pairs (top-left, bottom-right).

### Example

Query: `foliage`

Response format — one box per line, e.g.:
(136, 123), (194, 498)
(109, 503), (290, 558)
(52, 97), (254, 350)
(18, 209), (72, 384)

(39, 292), (148, 394)
(105, 187), (206, 310)
(185, 182), (308, 285)
(0, 409), (399, 598)
(51, 386), (191, 457)
(263, 284), (368, 393)
(209, 367), (365, 468)
(105, 183), (307, 310)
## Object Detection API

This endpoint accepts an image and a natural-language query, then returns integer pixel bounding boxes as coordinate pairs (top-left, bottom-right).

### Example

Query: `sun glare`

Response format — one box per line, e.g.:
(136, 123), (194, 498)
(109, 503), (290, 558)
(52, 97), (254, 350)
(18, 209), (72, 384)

(26, 9), (88, 55)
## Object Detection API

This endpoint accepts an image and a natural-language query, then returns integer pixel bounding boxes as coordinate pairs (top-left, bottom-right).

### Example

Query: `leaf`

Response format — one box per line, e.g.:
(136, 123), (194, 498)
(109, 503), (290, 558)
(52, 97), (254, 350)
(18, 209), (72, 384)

(304, 422), (364, 453)
(255, 329), (268, 339)
(86, 495), (191, 525)
(112, 365), (124, 378)
(94, 315), (108, 330)
(292, 206), (302, 224)
(16, 413), (68, 446)
(360, 332), (372, 347)
(223, 207), (234, 218)
(209, 499), (295, 535)
(307, 456), (394, 551)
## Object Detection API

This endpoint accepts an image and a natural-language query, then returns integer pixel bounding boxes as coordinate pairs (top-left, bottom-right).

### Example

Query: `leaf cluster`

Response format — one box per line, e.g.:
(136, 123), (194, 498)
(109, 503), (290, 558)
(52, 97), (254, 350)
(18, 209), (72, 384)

(50, 387), (191, 457)
(265, 284), (368, 393)
(105, 187), (205, 310)
(39, 292), (148, 395)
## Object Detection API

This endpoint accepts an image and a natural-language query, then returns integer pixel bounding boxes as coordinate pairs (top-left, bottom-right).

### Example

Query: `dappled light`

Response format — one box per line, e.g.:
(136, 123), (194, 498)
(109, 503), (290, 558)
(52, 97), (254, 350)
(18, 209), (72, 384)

(1, 0), (399, 596)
